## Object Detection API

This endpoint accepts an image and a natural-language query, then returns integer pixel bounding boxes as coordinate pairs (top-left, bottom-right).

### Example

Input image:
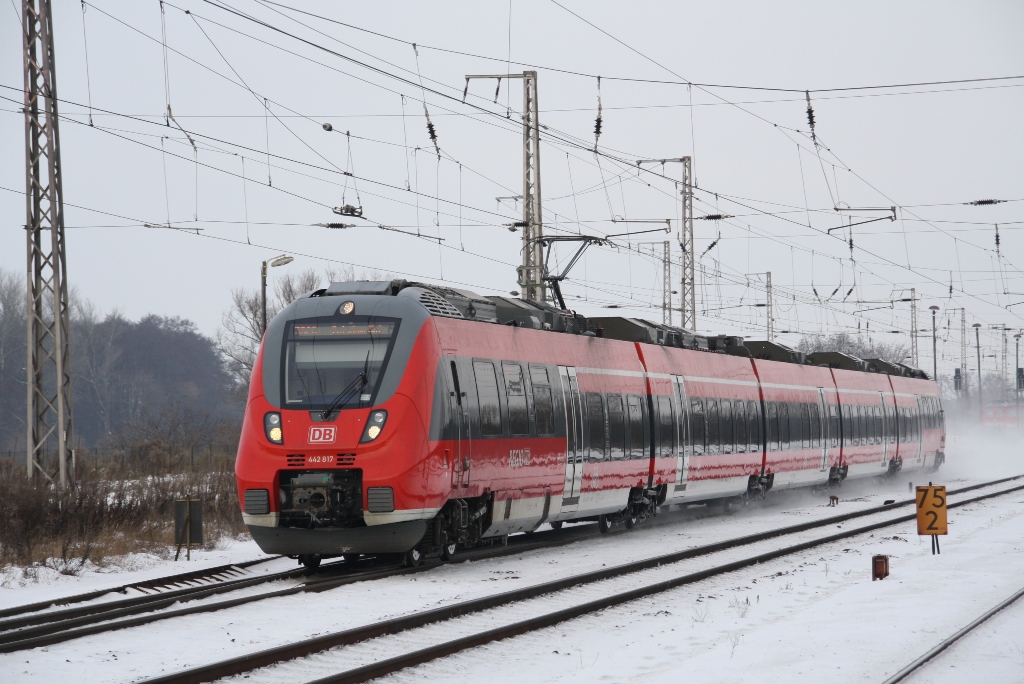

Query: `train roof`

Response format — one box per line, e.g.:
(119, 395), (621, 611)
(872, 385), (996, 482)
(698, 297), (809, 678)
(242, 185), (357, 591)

(315, 280), (930, 380)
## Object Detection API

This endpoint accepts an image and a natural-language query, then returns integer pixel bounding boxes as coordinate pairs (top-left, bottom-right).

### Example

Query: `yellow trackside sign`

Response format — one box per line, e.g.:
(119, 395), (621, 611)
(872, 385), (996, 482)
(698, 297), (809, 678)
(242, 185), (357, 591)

(916, 485), (948, 536)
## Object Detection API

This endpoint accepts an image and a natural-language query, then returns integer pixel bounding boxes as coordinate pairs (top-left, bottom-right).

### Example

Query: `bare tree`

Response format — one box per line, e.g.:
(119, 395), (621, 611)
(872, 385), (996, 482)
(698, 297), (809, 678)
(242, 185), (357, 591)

(797, 333), (910, 365)
(217, 267), (391, 391)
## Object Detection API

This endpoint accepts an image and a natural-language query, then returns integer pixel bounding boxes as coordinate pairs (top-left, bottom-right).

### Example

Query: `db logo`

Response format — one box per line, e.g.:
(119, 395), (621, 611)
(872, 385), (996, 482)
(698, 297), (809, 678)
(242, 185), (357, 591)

(308, 426), (337, 443)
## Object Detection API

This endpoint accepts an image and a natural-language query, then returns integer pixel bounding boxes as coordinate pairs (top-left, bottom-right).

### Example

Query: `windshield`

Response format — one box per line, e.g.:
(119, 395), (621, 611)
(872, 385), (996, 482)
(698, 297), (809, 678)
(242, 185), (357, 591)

(281, 316), (400, 410)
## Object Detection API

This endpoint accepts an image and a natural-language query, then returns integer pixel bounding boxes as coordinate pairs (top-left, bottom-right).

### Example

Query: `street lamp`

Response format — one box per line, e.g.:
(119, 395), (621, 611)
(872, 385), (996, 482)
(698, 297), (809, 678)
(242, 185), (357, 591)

(972, 323), (982, 421)
(262, 255), (294, 336)
(929, 305), (939, 381)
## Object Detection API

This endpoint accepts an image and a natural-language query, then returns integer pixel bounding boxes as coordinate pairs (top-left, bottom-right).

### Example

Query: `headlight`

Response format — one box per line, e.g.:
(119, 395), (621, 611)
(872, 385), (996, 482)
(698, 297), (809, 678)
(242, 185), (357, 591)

(360, 410), (388, 443)
(339, 301), (355, 315)
(264, 412), (284, 444)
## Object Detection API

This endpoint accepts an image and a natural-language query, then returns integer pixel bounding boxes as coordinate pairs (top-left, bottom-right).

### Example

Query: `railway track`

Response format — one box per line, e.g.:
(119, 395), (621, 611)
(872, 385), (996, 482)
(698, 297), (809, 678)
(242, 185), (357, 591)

(881, 584), (1024, 684)
(130, 475), (1024, 684)
(0, 556), (281, 622)
(0, 514), (624, 653)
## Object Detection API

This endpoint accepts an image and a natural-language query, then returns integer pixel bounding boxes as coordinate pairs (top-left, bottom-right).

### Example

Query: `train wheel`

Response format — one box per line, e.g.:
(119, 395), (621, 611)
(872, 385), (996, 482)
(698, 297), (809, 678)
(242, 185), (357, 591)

(550, 521), (563, 531)
(598, 515), (611, 534)
(440, 540), (457, 562)
(300, 554), (322, 570)
(624, 515), (638, 530)
(404, 548), (423, 567)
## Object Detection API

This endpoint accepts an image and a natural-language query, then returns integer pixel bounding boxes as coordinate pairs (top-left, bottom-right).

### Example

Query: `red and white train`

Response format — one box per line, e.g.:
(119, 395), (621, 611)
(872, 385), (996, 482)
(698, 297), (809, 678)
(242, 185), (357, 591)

(235, 281), (945, 567)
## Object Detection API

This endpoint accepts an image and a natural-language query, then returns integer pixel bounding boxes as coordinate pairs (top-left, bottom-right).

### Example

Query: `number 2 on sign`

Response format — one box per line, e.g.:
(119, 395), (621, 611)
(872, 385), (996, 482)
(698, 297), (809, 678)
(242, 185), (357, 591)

(915, 485), (948, 536)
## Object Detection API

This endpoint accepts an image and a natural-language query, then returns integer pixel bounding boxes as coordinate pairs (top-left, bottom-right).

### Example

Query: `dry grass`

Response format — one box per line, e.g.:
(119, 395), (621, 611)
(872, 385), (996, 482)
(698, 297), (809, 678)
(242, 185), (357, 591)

(0, 453), (244, 572)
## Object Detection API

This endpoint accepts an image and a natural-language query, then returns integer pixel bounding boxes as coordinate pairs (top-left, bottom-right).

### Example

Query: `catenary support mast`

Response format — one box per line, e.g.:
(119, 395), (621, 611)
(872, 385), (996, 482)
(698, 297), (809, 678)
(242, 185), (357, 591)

(23, 0), (73, 487)
(636, 157), (693, 330)
(465, 72), (546, 303)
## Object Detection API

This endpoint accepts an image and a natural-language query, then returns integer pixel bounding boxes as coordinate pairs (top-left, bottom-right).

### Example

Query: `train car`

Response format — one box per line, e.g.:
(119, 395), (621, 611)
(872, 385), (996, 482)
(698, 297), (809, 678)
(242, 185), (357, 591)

(235, 280), (944, 567)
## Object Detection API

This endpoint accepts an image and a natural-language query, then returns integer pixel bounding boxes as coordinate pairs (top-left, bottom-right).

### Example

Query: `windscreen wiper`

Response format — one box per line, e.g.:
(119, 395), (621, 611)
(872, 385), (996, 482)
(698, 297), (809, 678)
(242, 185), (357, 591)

(320, 351), (371, 420)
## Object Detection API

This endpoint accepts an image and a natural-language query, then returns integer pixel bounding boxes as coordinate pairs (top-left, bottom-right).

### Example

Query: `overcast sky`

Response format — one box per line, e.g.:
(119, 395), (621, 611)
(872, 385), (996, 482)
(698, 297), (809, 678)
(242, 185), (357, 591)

(2, 1), (1022, 378)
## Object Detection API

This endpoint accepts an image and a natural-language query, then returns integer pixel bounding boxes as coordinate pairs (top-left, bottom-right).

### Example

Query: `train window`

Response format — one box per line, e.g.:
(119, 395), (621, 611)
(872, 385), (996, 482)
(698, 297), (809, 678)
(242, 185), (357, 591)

(690, 399), (706, 456)
(658, 396), (675, 459)
(779, 403), (791, 450)
(875, 406), (883, 444)
(720, 400), (733, 454)
(473, 361), (503, 437)
(828, 405), (840, 448)
(586, 394), (606, 462)
(627, 395), (646, 459)
(854, 405), (863, 446)
(502, 363), (530, 436)
(608, 395), (626, 459)
(809, 403), (821, 448)
(735, 401), (747, 453)
(707, 400), (721, 455)
(748, 400), (761, 452)
(889, 406), (898, 444)
(790, 403), (806, 450)
(529, 365), (549, 386)
(533, 386), (555, 435)
(767, 402), (780, 451)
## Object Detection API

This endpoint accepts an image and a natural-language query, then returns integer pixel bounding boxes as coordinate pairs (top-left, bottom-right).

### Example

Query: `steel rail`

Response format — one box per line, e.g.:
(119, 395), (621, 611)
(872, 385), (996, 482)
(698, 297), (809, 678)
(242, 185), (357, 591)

(0, 556), (281, 621)
(0, 558), (328, 635)
(0, 524), (602, 651)
(881, 584), (1024, 684)
(136, 477), (1024, 684)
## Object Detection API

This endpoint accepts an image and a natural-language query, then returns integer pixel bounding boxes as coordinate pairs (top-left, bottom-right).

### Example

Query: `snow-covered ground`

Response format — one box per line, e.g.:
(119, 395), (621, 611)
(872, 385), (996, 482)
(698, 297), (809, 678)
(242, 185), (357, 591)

(1, 429), (1020, 683)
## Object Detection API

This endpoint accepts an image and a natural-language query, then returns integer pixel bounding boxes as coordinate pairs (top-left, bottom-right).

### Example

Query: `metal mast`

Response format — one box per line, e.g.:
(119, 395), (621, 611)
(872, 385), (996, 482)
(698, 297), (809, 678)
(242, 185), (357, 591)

(766, 271), (774, 340)
(680, 157), (694, 331)
(464, 72), (545, 303)
(909, 288), (918, 368)
(23, 0), (73, 487)
(662, 240), (671, 326)
(636, 157), (693, 330)
(960, 309), (968, 395)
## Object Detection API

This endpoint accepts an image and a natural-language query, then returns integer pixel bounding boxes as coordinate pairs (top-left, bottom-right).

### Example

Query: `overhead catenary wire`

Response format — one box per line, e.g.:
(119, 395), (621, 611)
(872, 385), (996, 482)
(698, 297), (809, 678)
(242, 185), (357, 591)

(20, 3), (1021, 334)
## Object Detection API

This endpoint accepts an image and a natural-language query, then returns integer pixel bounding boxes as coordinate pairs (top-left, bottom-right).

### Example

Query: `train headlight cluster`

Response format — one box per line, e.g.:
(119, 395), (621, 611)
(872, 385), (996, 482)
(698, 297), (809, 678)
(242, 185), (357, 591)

(338, 301), (355, 315)
(264, 412), (284, 444)
(361, 410), (388, 443)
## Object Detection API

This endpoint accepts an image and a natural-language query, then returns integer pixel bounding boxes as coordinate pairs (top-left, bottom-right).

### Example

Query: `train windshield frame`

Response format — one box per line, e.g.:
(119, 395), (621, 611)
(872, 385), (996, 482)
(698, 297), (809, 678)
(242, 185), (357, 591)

(280, 315), (401, 410)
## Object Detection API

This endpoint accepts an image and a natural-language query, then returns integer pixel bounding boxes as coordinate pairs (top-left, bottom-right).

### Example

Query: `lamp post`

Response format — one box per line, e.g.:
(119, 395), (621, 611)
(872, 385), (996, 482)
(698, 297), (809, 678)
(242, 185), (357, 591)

(929, 305), (939, 381)
(973, 323), (982, 422)
(261, 255), (294, 336)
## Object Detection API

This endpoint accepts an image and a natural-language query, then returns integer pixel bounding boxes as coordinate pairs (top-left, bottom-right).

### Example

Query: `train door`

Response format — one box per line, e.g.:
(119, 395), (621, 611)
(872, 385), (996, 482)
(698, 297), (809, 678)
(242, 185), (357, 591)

(448, 359), (471, 489)
(879, 392), (889, 468)
(913, 396), (924, 462)
(672, 376), (690, 490)
(817, 389), (828, 470)
(558, 366), (584, 508)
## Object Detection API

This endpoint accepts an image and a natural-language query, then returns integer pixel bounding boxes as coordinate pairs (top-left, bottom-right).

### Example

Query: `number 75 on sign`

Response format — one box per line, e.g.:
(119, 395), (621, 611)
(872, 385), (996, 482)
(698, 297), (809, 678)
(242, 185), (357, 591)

(916, 485), (948, 536)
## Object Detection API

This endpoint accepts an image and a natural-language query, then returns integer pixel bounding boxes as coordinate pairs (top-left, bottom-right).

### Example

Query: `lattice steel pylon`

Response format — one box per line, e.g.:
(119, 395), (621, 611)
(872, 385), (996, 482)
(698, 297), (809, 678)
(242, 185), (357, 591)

(636, 157), (693, 330)
(464, 71), (546, 303)
(518, 71), (545, 303)
(910, 288), (919, 368)
(680, 157), (694, 331)
(23, 0), (74, 487)
(662, 241), (671, 326)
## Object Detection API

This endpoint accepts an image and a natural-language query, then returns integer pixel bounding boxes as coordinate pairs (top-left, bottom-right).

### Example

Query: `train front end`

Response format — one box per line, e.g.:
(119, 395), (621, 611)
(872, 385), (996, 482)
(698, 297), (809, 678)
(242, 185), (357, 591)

(235, 282), (446, 560)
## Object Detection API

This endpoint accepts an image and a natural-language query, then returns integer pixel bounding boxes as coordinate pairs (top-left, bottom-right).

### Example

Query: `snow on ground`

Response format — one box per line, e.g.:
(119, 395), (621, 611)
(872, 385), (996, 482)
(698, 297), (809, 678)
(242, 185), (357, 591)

(0, 538), (288, 612)
(0, 429), (1019, 683)
(904, 590), (1024, 684)
(370, 487), (1024, 684)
